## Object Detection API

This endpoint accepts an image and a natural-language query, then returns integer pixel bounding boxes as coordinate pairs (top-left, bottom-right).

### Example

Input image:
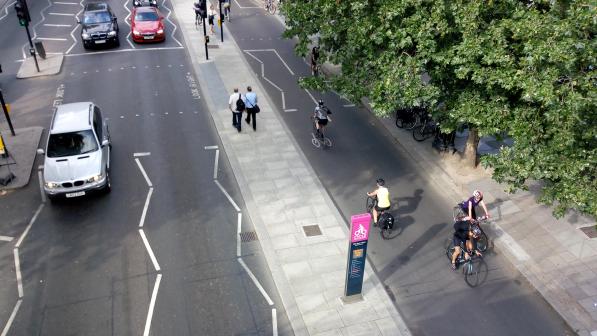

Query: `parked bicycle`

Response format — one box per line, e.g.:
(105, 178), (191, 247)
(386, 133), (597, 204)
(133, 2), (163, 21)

(453, 207), (489, 252)
(412, 113), (439, 142)
(445, 241), (488, 287)
(395, 106), (428, 130)
(366, 196), (395, 240)
(264, 0), (277, 14)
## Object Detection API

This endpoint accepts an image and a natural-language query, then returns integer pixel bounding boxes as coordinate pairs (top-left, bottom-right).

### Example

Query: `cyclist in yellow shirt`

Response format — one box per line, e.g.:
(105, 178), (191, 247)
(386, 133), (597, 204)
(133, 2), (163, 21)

(367, 178), (391, 226)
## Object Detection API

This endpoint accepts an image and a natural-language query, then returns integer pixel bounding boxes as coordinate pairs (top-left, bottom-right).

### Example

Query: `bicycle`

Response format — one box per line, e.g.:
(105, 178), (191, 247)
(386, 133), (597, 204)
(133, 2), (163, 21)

(445, 241), (488, 287)
(366, 196), (395, 240)
(264, 0), (276, 14)
(453, 206), (489, 252)
(395, 106), (427, 130)
(311, 62), (321, 77)
(311, 117), (332, 149)
(412, 114), (438, 142)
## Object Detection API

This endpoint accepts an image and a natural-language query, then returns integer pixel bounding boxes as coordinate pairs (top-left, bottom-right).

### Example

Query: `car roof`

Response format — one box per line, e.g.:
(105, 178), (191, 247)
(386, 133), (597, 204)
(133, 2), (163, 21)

(50, 102), (93, 134)
(84, 2), (110, 12)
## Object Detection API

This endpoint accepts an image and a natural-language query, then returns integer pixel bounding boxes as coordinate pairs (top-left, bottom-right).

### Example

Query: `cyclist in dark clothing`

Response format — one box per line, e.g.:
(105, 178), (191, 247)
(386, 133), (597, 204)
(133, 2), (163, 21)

(451, 220), (482, 270)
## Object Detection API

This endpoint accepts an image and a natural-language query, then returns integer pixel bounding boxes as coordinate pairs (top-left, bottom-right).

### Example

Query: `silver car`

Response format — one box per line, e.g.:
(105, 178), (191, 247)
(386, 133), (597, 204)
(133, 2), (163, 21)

(38, 102), (111, 201)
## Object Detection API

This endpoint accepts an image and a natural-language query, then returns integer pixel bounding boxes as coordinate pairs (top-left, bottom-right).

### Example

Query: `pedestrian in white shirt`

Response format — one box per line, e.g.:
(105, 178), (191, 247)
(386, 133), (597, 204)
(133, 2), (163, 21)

(228, 88), (245, 132)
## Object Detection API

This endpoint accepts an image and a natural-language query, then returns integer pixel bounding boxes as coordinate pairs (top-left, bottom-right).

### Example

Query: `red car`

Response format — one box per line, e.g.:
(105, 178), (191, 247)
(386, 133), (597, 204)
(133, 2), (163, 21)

(131, 7), (165, 43)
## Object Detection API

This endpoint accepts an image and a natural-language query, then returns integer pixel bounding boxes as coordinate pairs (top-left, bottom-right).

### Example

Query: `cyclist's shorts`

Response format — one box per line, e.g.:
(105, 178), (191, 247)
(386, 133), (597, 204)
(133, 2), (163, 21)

(316, 118), (328, 126)
(452, 235), (466, 248)
(375, 205), (390, 212)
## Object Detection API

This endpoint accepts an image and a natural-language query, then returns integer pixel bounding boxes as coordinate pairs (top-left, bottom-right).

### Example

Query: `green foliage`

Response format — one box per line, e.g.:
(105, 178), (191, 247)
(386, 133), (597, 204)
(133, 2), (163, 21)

(282, 0), (596, 218)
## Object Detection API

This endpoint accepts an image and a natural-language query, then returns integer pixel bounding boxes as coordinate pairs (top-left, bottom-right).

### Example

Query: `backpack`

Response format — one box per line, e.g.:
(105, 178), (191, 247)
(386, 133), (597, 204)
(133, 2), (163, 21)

(235, 94), (245, 112)
(379, 212), (394, 229)
(315, 106), (328, 120)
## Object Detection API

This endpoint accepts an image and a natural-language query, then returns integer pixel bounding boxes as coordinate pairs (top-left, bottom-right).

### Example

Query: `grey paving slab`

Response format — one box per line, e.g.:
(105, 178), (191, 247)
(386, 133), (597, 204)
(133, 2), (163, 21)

(0, 127), (43, 190)
(16, 55), (64, 78)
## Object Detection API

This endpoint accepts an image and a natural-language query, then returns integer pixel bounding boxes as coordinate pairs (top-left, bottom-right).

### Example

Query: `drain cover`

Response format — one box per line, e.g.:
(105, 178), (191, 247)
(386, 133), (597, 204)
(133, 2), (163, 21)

(240, 231), (258, 242)
(579, 226), (597, 239)
(302, 224), (322, 237)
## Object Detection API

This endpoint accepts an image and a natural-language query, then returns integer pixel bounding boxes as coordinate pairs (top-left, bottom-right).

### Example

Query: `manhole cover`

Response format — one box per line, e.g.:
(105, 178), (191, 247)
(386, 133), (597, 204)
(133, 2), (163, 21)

(579, 226), (597, 239)
(302, 225), (322, 237)
(240, 231), (258, 242)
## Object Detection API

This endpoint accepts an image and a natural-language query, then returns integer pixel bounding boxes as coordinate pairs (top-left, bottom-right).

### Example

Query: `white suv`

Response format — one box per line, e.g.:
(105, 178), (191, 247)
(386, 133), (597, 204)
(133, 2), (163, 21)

(38, 102), (111, 201)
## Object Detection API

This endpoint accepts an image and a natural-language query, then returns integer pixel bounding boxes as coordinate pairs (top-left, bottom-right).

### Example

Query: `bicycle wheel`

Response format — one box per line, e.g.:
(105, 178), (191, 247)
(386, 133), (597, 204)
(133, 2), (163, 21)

(323, 137), (332, 148)
(413, 123), (434, 141)
(404, 114), (419, 130)
(311, 138), (321, 148)
(464, 258), (487, 287)
(268, 3), (276, 14)
(477, 232), (488, 252)
(366, 197), (376, 213)
(381, 226), (393, 240)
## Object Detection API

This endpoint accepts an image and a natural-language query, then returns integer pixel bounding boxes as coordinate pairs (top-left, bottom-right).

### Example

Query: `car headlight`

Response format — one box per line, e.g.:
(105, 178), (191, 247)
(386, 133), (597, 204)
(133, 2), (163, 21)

(82, 32), (90, 39)
(133, 30), (140, 35)
(108, 30), (117, 37)
(134, 1), (139, 5)
(157, 29), (163, 34)
(87, 174), (103, 183)
(45, 182), (60, 189)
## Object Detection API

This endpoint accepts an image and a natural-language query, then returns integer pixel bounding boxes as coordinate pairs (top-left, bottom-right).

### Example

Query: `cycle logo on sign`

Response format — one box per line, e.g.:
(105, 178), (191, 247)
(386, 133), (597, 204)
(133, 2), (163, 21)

(352, 223), (368, 242)
(350, 215), (370, 243)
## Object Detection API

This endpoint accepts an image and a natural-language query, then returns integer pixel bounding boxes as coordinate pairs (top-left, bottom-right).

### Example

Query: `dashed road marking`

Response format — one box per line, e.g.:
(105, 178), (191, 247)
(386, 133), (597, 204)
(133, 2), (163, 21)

(43, 23), (72, 27)
(0, 236), (14, 242)
(139, 229), (160, 271)
(142, 273), (162, 336)
(238, 258), (274, 306)
(48, 12), (75, 16)
(36, 37), (68, 41)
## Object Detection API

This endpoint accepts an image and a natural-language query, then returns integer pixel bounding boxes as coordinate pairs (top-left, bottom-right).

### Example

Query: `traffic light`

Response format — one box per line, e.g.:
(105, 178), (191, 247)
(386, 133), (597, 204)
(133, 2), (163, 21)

(14, 0), (30, 27)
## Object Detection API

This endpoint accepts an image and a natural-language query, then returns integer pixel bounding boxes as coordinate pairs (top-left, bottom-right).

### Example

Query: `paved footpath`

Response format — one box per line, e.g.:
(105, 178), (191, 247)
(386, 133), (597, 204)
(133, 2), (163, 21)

(170, 1), (410, 335)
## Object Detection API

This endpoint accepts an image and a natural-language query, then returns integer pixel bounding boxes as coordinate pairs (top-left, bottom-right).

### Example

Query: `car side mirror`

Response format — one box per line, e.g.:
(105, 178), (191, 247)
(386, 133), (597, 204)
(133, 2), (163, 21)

(37, 148), (45, 155)
(101, 140), (109, 147)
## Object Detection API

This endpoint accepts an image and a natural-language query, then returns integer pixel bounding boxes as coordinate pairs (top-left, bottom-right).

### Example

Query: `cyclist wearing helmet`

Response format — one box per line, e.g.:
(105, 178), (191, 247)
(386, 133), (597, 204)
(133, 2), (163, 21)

(367, 178), (391, 226)
(313, 100), (332, 134)
(460, 190), (490, 221)
(451, 220), (483, 270)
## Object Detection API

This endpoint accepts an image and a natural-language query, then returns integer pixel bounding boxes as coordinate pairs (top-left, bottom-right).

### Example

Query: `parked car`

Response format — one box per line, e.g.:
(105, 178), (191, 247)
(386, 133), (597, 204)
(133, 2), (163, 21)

(131, 6), (165, 43)
(78, 2), (119, 49)
(38, 102), (111, 201)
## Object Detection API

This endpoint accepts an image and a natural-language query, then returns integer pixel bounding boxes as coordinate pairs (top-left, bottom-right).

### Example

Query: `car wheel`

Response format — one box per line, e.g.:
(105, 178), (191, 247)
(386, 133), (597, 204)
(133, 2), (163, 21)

(47, 194), (59, 204)
(103, 168), (111, 194)
(114, 37), (120, 48)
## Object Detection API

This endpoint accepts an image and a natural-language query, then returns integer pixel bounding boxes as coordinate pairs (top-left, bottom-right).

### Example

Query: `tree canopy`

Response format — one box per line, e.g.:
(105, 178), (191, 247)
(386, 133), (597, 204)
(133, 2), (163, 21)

(282, 0), (596, 218)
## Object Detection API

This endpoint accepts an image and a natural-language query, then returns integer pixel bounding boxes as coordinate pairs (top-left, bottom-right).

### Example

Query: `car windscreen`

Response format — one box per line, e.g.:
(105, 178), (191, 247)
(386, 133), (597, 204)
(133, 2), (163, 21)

(82, 11), (112, 24)
(47, 130), (99, 158)
(135, 11), (159, 21)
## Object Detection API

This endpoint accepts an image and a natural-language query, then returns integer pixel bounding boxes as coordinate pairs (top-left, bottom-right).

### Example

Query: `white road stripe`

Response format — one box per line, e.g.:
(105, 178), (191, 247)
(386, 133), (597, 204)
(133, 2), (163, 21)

(238, 258), (274, 306)
(0, 2), (17, 22)
(49, 12), (75, 16)
(64, 0), (84, 55)
(204, 145), (218, 150)
(1, 299), (22, 336)
(272, 308), (278, 336)
(38, 170), (46, 204)
(139, 229), (161, 271)
(139, 188), (154, 228)
(343, 104), (356, 107)
(135, 158), (153, 187)
(214, 180), (240, 212)
(213, 149), (219, 180)
(0, 236), (14, 242)
(133, 152), (151, 157)
(43, 23), (72, 27)
(13, 249), (23, 298)
(161, 0), (183, 47)
(243, 49), (295, 75)
(303, 89), (317, 104)
(65, 46), (185, 57)
(16, 204), (44, 248)
(284, 109), (297, 112)
(237, 213), (242, 257)
(142, 273), (162, 336)
(54, 1), (78, 4)
(35, 37), (68, 41)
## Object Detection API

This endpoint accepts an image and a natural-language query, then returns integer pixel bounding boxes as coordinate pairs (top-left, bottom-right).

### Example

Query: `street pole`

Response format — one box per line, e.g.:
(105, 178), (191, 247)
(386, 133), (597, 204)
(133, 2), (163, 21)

(24, 23), (40, 72)
(219, 0), (224, 43)
(202, 15), (209, 60)
(0, 90), (16, 136)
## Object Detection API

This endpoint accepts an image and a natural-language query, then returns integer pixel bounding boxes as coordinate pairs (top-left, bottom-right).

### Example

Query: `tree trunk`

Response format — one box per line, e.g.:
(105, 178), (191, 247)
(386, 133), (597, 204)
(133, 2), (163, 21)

(463, 127), (480, 168)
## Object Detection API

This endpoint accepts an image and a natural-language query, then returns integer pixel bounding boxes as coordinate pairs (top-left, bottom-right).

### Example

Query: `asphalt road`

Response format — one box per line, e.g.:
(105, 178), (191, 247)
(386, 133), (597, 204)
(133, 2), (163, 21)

(225, 2), (574, 336)
(0, 0), (292, 335)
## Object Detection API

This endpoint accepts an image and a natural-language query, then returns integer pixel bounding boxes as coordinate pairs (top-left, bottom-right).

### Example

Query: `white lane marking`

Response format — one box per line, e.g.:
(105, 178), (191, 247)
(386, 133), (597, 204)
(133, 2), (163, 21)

(142, 273), (162, 336)
(13, 249), (23, 298)
(303, 89), (317, 104)
(43, 23), (72, 27)
(1, 299), (22, 336)
(281, 91), (286, 110)
(49, 12), (75, 16)
(343, 104), (356, 107)
(135, 158), (153, 187)
(0, 2), (16, 22)
(234, 0), (260, 8)
(64, 0), (84, 54)
(236, 213), (242, 257)
(15, 204), (44, 248)
(123, 0), (136, 49)
(139, 188), (154, 228)
(213, 149), (219, 180)
(204, 145), (218, 150)
(54, 1), (78, 4)
(284, 109), (297, 112)
(65, 46), (184, 57)
(272, 308), (278, 336)
(0, 236), (14, 242)
(139, 229), (161, 271)
(133, 152), (151, 157)
(161, 0), (183, 47)
(214, 180), (241, 212)
(243, 49), (295, 75)
(244, 50), (285, 108)
(38, 170), (46, 204)
(35, 37), (68, 41)
(238, 258), (274, 305)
